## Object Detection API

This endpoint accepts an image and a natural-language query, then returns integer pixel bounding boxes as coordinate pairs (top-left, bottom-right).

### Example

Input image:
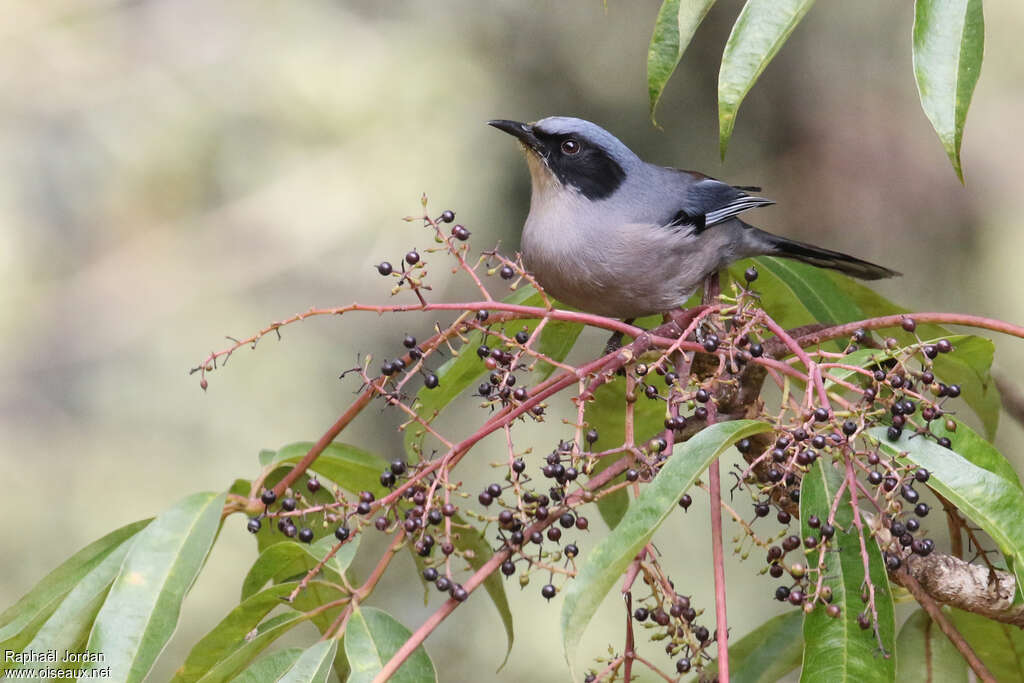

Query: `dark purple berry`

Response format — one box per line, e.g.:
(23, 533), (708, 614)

(440, 210), (455, 223)
(901, 486), (920, 504)
(298, 527), (314, 543)
(376, 261), (393, 276)
(247, 518), (262, 533)
(405, 250), (420, 265)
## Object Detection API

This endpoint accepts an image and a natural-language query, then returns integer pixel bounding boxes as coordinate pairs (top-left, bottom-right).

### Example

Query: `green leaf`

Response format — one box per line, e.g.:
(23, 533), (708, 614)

(0, 518), (150, 652)
(584, 376), (667, 529)
(233, 648), (304, 683)
(800, 459), (895, 682)
(266, 443), (388, 498)
(818, 332), (1000, 438)
(408, 511), (513, 669)
(403, 287), (578, 460)
(173, 583), (303, 683)
(730, 257), (862, 352)
(913, 0), (984, 182)
(8, 533), (138, 675)
(647, 0), (717, 122)
(194, 612), (311, 683)
(823, 272), (951, 343)
(87, 492), (225, 683)
(533, 317), (584, 382)
(930, 335), (1000, 439)
(242, 534), (359, 601)
(448, 513), (514, 669)
(928, 419), (1021, 489)
(947, 607), (1024, 680)
(822, 347), (895, 395)
(703, 610), (804, 683)
(895, 608), (969, 682)
(278, 639), (338, 683)
(872, 427), (1024, 601)
(718, 0), (817, 158)
(344, 605), (437, 683)
(561, 420), (770, 678)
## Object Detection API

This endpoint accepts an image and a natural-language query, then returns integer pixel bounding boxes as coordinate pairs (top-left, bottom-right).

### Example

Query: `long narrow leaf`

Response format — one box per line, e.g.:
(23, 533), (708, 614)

(10, 535), (138, 676)
(913, 0), (985, 181)
(450, 513), (514, 669)
(719, 0), (817, 158)
(800, 459), (895, 682)
(233, 648), (304, 683)
(242, 534), (359, 601)
(278, 639), (338, 683)
(264, 443), (388, 498)
(87, 492), (225, 682)
(928, 419), (1021, 489)
(872, 428), (1024, 601)
(561, 420), (770, 678)
(584, 376), (666, 529)
(195, 613), (311, 683)
(948, 607), (1024, 680)
(173, 583), (301, 683)
(895, 609), (968, 682)
(702, 610), (804, 682)
(647, 0), (717, 122)
(0, 519), (150, 648)
(344, 605), (437, 683)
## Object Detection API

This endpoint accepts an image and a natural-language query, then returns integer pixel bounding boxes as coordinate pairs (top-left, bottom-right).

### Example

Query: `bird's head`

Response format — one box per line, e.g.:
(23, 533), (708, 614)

(488, 116), (638, 201)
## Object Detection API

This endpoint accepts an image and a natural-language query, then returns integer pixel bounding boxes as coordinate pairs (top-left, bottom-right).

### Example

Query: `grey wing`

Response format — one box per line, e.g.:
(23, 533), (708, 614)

(665, 175), (775, 232)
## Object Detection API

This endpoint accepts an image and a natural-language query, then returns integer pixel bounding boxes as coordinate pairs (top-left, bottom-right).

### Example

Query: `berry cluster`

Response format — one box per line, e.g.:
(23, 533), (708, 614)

(225, 202), (983, 681)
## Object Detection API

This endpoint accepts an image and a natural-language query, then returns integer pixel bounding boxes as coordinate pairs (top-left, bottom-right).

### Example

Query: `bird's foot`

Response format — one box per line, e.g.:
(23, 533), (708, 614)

(665, 306), (709, 339)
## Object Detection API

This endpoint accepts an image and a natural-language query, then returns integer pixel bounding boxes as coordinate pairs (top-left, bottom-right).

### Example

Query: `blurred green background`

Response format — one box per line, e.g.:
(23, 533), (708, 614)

(3, 1), (1024, 680)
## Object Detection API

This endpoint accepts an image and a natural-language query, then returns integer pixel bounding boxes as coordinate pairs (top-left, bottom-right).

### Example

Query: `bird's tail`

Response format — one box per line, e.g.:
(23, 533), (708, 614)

(751, 228), (899, 281)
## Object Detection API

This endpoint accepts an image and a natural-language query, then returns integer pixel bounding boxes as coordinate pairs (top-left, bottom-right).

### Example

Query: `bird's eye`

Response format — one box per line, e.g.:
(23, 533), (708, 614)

(560, 139), (581, 155)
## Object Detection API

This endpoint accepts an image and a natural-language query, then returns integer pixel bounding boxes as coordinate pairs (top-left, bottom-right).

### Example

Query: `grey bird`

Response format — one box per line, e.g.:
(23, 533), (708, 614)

(489, 116), (898, 319)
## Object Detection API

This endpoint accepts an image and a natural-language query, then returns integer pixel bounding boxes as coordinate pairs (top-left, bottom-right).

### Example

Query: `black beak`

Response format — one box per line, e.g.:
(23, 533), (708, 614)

(488, 119), (541, 151)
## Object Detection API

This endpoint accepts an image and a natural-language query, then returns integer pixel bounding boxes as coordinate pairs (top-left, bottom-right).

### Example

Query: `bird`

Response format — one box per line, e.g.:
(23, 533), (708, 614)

(489, 116), (898, 319)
